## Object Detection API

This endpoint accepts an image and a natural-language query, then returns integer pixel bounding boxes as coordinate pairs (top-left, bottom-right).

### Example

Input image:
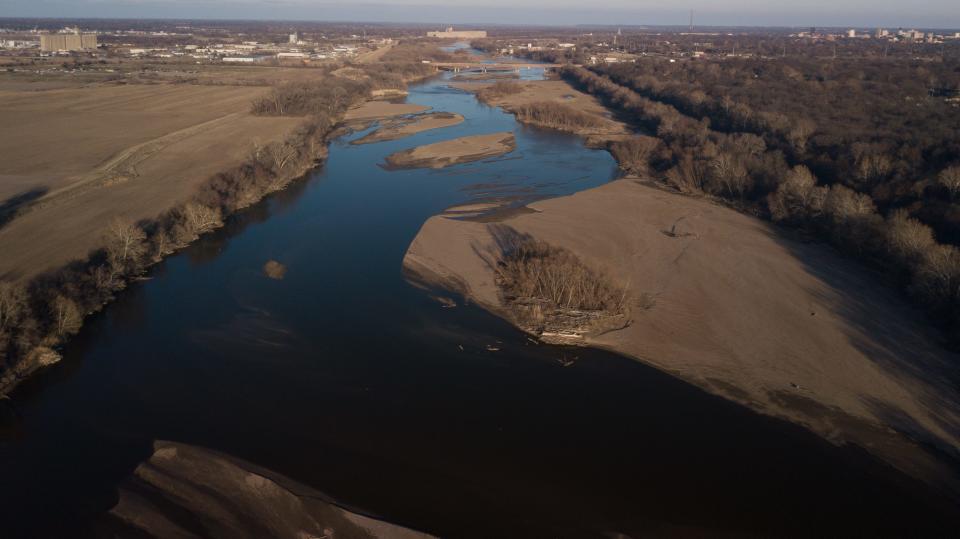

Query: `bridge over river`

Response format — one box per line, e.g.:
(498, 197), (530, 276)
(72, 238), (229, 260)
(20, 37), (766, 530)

(431, 61), (564, 72)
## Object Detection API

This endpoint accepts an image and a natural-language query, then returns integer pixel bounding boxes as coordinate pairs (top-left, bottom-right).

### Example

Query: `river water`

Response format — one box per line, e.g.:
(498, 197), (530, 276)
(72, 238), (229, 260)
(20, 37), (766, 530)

(1, 62), (958, 537)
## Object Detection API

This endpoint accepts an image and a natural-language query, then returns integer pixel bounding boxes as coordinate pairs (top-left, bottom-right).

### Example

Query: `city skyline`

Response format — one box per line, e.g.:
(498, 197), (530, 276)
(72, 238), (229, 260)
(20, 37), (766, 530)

(5, 1), (960, 29)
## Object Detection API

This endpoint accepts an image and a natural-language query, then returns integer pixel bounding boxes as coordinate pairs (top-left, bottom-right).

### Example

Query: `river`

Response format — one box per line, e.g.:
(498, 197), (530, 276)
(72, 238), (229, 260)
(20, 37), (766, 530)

(1, 60), (958, 537)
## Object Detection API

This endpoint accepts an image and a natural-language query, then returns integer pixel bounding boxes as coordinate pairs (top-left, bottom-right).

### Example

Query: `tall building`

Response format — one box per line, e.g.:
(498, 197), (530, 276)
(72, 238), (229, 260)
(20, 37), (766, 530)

(847, 29), (856, 38)
(40, 32), (97, 52)
(289, 32), (298, 44)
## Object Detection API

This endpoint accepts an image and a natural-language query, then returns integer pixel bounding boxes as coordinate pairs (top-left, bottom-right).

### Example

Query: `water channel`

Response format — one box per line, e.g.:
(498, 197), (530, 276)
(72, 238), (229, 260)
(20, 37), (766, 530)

(1, 57), (958, 537)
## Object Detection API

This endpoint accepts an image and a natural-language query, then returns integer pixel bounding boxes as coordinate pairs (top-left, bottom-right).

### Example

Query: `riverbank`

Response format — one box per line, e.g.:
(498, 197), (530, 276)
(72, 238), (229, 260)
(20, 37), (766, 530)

(384, 132), (516, 169)
(0, 73), (434, 398)
(403, 178), (960, 489)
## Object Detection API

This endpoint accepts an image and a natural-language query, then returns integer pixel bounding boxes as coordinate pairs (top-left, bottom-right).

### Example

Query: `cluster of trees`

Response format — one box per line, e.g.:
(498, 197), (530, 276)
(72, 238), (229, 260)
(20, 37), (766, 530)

(1, 74), (375, 393)
(476, 80), (523, 103)
(495, 236), (628, 334)
(511, 101), (608, 132)
(251, 77), (369, 116)
(562, 65), (960, 343)
(358, 62), (435, 90)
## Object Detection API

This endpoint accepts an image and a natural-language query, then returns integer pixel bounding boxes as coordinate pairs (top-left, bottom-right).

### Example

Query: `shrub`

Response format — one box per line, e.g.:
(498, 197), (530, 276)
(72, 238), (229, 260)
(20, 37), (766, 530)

(609, 136), (662, 177)
(493, 234), (628, 335)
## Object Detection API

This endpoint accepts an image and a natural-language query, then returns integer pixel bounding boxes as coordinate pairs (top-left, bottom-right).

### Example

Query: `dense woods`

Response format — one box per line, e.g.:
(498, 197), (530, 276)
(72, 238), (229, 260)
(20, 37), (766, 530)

(0, 73), (377, 394)
(562, 63), (960, 343)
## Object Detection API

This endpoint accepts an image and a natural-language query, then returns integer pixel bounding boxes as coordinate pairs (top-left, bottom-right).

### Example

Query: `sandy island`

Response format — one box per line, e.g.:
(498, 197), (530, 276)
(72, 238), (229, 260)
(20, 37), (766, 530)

(384, 132), (516, 169)
(110, 441), (436, 538)
(353, 111), (464, 144)
(344, 100), (430, 121)
(403, 178), (960, 488)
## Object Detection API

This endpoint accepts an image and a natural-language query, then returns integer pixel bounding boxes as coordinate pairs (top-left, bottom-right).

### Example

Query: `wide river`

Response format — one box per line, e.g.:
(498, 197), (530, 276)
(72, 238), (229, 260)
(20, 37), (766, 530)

(1, 61), (958, 537)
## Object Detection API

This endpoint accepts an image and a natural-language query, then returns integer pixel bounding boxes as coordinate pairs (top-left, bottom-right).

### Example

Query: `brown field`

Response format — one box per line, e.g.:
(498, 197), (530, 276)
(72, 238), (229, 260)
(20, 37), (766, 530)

(404, 178), (960, 487)
(384, 132), (516, 169)
(0, 79), (305, 280)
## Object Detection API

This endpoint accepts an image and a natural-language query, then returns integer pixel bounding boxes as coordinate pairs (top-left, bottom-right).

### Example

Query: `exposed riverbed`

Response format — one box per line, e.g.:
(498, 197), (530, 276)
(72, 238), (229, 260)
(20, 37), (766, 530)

(1, 61), (958, 537)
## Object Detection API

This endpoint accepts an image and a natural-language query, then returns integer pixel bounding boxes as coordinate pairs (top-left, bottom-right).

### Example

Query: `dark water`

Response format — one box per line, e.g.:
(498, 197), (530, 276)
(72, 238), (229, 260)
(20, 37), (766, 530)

(2, 69), (959, 538)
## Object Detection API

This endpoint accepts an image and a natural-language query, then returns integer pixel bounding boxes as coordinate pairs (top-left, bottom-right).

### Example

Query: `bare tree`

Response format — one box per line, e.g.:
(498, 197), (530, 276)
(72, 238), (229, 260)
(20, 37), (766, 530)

(913, 244), (960, 307)
(610, 136), (661, 177)
(265, 141), (298, 173)
(708, 152), (751, 200)
(183, 203), (222, 235)
(104, 217), (147, 271)
(0, 281), (26, 332)
(768, 166), (832, 228)
(785, 118), (816, 155)
(886, 209), (936, 268)
(52, 295), (81, 338)
(939, 165), (960, 200)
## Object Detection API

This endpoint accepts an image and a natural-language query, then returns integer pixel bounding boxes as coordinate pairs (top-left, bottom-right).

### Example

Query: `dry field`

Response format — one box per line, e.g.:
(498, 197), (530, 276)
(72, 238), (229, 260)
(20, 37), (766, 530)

(404, 179), (960, 487)
(0, 76), (308, 280)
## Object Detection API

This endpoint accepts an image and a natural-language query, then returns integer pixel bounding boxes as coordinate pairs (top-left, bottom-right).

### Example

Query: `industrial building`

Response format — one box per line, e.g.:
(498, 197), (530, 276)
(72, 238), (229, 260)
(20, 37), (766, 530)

(426, 27), (487, 39)
(40, 32), (97, 52)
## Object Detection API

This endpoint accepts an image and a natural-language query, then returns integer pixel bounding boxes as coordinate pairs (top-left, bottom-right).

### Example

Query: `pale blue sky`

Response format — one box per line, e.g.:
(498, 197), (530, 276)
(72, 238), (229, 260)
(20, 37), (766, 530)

(4, 1), (959, 29)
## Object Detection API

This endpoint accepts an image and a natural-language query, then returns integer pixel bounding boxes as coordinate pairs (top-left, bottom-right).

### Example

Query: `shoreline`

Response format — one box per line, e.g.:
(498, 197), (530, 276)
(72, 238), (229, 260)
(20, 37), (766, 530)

(402, 177), (960, 491)
(0, 88), (432, 398)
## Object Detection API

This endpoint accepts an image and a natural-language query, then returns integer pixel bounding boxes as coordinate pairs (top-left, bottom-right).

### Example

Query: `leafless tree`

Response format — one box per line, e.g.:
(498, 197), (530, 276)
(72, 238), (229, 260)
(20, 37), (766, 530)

(886, 209), (936, 268)
(265, 141), (298, 173)
(939, 165), (960, 200)
(105, 217), (147, 271)
(0, 281), (26, 332)
(52, 295), (81, 337)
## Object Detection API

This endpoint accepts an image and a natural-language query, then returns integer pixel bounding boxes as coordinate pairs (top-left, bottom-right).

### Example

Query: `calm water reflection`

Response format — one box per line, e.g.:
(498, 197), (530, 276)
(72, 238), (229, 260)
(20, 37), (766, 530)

(1, 69), (958, 537)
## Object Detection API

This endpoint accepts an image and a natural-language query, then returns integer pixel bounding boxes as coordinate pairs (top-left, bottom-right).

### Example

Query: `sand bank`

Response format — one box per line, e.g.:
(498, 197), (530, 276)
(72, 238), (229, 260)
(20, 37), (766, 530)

(110, 441), (436, 538)
(403, 178), (960, 486)
(353, 112), (464, 144)
(345, 101), (430, 121)
(384, 132), (516, 169)
(452, 79), (628, 140)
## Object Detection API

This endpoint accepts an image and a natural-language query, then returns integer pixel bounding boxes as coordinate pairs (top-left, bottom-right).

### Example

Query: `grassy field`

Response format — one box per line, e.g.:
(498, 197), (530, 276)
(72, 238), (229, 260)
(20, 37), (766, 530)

(0, 74), (309, 280)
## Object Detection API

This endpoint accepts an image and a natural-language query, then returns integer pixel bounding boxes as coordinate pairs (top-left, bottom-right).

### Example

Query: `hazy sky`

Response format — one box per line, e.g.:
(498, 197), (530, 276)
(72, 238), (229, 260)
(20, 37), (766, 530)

(5, 0), (960, 28)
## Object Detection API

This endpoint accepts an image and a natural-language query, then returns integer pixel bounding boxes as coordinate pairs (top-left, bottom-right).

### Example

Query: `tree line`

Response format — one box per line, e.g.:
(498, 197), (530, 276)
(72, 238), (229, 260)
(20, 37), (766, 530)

(561, 65), (960, 344)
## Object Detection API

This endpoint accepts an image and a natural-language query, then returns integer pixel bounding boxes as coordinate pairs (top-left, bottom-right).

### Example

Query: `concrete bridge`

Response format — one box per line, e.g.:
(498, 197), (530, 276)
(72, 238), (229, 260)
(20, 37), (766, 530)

(431, 62), (563, 73)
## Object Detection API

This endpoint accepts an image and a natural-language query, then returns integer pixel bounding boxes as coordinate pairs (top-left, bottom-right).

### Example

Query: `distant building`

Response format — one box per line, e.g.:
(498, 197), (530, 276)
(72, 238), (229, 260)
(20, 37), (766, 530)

(426, 27), (487, 39)
(847, 29), (856, 38)
(40, 32), (97, 52)
(289, 32), (298, 44)
(222, 56), (270, 63)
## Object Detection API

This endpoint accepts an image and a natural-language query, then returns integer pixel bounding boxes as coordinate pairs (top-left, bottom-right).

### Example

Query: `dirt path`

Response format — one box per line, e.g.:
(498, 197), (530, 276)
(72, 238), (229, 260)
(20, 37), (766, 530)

(354, 42), (395, 64)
